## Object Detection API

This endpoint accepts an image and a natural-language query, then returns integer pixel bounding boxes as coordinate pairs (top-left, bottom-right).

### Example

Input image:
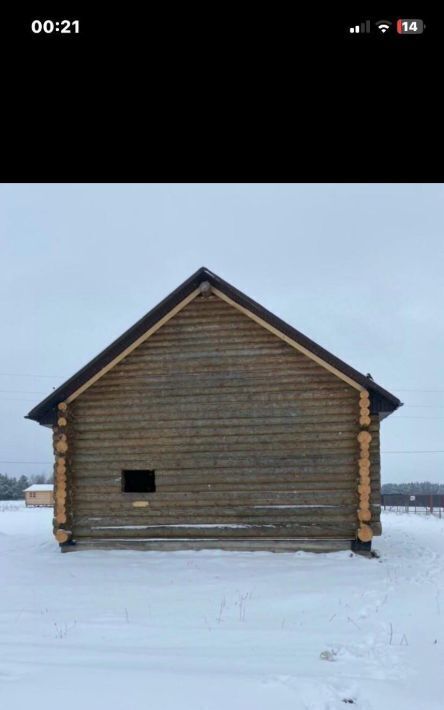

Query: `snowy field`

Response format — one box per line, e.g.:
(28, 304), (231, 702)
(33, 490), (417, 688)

(1, 502), (443, 710)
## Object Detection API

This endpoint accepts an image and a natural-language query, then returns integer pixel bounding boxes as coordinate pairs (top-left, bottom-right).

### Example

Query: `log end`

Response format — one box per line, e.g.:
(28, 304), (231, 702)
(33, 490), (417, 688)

(359, 415), (371, 427)
(357, 430), (372, 445)
(357, 524), (373, 542)
(55, 529), (71, 544)
(199, 281), (212, 297)
(358, 509), (372, 522)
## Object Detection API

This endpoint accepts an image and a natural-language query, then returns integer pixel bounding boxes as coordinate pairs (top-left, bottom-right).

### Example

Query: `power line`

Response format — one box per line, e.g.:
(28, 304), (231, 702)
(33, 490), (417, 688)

(0, 399), (43, 402)
(0, 461), (52, 464)
(382, 450), (444, 454)
(403, 405), (444, 409)
(393, 389), (444, 392)
(0, 390), (48, 395)
(3, 451), (444, 463)
(1, 453), (444, 467)
(0, 381), (441, 390)
(0, 372), (63, 378)
(0, 375), (442, 390)
(394, 416), (444, 420)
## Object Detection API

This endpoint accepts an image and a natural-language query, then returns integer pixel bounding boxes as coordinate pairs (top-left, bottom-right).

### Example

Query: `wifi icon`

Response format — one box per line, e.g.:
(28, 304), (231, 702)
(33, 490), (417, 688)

(376, 20), (392, 33)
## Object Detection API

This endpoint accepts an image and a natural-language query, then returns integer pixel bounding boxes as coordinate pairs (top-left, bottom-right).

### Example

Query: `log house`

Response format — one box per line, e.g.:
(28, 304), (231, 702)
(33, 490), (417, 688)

(26, 268), (402, 552)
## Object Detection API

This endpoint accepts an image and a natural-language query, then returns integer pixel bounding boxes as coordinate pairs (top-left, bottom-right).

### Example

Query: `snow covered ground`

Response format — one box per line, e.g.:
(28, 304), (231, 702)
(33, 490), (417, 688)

(1, 502), (443, 710)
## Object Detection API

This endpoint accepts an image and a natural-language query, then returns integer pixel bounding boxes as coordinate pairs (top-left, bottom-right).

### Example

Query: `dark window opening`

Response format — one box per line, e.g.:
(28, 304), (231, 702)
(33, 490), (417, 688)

(122, 470), (156, 493)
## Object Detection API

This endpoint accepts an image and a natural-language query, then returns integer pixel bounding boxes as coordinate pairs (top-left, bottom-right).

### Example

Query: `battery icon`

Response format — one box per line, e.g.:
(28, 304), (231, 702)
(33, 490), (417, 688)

(397, 19), (424, 34)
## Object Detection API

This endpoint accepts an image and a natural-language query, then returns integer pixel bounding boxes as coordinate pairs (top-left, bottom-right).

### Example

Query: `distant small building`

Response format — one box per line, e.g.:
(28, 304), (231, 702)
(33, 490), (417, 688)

(23, 484), (54, 507)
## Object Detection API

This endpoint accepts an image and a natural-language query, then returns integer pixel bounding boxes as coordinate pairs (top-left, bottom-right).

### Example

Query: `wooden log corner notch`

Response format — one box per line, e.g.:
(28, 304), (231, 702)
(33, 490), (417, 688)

(356, 391), (373, 543)
(52, 401), (72, 545)
(55, 529), (72, 544)
(359, 389), (371, 428)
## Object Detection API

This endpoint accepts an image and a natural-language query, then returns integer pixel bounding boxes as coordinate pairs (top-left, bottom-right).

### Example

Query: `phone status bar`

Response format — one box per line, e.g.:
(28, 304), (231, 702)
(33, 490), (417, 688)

(349, 19), (425, 35)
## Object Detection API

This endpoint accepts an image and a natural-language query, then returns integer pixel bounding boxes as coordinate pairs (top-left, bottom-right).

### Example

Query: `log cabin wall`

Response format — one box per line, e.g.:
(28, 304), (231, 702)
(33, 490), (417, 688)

(67, 293), (381, 547)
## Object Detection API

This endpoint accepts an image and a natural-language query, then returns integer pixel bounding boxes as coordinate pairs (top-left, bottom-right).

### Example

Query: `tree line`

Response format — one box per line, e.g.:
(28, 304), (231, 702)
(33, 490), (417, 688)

(0, 473), (53, 500)
(382, 481), (444, 494)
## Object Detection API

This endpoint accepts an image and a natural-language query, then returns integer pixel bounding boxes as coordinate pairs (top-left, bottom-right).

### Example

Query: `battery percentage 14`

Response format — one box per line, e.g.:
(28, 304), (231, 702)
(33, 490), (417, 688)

(397, 19), (425, 34)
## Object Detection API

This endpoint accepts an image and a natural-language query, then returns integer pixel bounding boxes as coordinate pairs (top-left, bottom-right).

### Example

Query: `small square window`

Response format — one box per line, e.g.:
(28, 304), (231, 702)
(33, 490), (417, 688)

(122, 470), (156, 493)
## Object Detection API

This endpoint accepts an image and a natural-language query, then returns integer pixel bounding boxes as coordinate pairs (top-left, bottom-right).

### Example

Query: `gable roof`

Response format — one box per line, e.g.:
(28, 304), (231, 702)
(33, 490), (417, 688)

(24, 484), (54, 492)
(26, 267), (402, 425)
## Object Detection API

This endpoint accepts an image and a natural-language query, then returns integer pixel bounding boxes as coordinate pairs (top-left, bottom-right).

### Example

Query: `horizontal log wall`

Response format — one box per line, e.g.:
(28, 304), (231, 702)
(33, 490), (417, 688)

(69, 294), (374, 544)
(65, 539), (355, 553)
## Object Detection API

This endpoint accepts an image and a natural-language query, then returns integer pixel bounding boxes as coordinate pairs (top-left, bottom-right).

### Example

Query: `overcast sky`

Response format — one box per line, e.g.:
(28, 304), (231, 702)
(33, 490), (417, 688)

(0, 183), (443, 484)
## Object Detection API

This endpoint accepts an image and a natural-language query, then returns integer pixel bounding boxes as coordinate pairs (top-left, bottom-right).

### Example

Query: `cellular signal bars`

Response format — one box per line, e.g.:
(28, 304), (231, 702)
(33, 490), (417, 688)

(350, 21), (371, 34)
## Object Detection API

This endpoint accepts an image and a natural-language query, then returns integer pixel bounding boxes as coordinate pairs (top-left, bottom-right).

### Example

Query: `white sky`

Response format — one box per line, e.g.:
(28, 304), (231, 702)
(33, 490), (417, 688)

(0, 183), (443, 483)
